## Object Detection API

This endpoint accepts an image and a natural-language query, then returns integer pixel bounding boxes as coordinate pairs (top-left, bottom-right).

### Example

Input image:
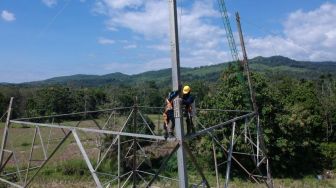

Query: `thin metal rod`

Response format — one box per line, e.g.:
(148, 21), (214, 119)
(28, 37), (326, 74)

(102, 111), (115, 129)
(72, 130), (102, 188)
(10, 120), (166, 141)
(146, 143), (180, 187)
(138, 111), (156, 135)
(0, 177), (23, 188)
(132, 101), (138, 188)
(138, 170), (179, 182)
(13, 107), (133, 121)
(184, 144), (211, 188)
(0, 152), (12, 172)
(36, 127), (47, 160)
(121, 172), (133, 188)
(24, 127), (38, 185)
(188, 112), (255, 139)
(224, 122), (236, 188)
(118, 135), (121, 188)
(212, 140), (220, 188)
(0, 97), (13, 168)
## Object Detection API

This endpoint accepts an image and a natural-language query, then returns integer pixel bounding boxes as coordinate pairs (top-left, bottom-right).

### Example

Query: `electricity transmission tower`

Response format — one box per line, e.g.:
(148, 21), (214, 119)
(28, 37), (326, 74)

(0, 0), (273, 187)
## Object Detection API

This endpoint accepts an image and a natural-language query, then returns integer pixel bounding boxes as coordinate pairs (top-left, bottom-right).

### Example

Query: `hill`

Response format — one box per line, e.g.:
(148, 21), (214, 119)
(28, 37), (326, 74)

(8, 56), (336, 87)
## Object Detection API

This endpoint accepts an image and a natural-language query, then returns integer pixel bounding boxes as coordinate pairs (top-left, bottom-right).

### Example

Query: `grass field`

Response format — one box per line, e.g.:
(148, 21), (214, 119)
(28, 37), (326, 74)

(0, 119), (335, 187)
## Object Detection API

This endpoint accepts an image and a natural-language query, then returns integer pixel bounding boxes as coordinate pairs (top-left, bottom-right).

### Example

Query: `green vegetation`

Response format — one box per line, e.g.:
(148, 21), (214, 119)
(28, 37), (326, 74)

(0, 56), (335, 186)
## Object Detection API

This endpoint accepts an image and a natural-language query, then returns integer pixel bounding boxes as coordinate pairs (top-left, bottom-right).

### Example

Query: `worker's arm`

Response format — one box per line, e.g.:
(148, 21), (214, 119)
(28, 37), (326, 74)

(182, 95), (194, 105)
(168, 90), (179, 101)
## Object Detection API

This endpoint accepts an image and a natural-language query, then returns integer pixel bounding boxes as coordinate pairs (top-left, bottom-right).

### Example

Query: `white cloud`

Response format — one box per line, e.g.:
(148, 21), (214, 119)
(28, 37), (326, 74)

(98, 37), (115, 45)
(124, 44), (137, 49)
(101, 0), (143, 10)
(94, 0), (231, 72)
(1, 10), (15, 22)
(42, 0), (57, 7)
(103, 58), (170, 74)
(246, 2), (336, 61)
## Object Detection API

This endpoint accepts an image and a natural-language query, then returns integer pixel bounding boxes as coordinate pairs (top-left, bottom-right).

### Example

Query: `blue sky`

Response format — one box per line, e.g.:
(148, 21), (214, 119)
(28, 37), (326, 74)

(0, 0), (335, 83)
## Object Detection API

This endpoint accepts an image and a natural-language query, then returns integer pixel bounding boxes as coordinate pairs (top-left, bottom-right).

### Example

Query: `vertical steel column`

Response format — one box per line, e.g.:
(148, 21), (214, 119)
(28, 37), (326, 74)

(0, 97), (13, 168)
(132, 98), (138, 188)
(118, 135), (121, 188)
(224, 122), (236, 188)
(168, 0), (188, 187)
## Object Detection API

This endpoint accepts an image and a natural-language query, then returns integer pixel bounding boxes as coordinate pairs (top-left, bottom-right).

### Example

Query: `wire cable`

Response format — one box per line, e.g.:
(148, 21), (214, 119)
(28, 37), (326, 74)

(37, 0), (71, 38)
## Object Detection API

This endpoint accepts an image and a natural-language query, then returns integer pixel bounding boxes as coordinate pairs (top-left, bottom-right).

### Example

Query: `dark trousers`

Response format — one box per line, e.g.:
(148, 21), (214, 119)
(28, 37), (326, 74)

(186, 114), (195, 134)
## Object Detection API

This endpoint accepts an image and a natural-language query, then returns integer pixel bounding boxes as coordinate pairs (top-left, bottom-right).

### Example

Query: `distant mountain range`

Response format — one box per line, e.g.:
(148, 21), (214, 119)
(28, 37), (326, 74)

(4, 56), (336, 87)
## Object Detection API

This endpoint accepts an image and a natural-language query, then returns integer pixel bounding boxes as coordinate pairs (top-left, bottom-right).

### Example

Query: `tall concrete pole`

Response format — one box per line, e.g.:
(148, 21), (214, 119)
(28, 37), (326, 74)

(168, 0), (188, 187)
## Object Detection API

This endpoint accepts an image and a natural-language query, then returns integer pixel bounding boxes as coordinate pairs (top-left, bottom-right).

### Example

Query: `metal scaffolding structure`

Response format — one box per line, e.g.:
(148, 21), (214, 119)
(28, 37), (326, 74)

(0, 100), (272, 187)
(0, 0), (274, 187)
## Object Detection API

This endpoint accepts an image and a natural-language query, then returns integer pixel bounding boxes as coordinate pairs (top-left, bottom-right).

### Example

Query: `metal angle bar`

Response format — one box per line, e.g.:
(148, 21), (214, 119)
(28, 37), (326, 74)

(13, 107), (133, 121)
(0, 97), (13, 169)
(137, 172), (148, 185)
(94, 171), (117, 177)
(0, 177), (23, 188)
(36, 127), (47, 160)
(24, 132), (72, 187)
(102, 111), (116, 129)
(212, 140), (220, 188)
(136, 158), (146, 170)
(136, 142), (148, 159)
(232, 151), (262, 157)
(244, 135), (264, 156)
(103, 171), (132, 186)
(251, 174), (269, 179)
(137, 170), (179, 182)
(124, 141), (135, 159)
(247, 122), (257, 164)
(8, 137), (23, 184)
(138, 111), (156, 136)
(0, 152), (12, 172)
(224, 122), (236, 188)
(218, 160), (228, 167)
(24, 127), (38, 185)
(146, 143), (180, 188)
(118, 136), (121, 188)
(257, 157), (266, 167)
(10, 120), (166, 140)
(257, 116), (260, 164)
(198, 109), (252, 113)
(72, 130), (102, 188)
(184, 144), (211, 188)
(132, 102), (138, 188)
(13, 152), (23, 184)
(121, 171), (133, 188)
(187, 112), (255, 139)
(1, 166), (41, 177)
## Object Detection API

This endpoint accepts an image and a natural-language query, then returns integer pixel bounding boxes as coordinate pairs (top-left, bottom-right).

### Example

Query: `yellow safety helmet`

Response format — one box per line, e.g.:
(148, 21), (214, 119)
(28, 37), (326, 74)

(183, 85), (191, 94)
